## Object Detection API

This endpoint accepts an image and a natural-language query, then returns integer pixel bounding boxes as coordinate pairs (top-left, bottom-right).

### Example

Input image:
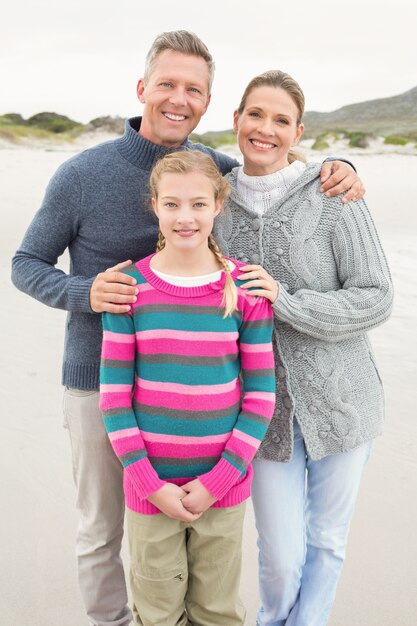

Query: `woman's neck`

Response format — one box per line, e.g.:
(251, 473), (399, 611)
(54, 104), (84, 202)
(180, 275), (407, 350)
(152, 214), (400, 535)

(242, 158), (289, 177)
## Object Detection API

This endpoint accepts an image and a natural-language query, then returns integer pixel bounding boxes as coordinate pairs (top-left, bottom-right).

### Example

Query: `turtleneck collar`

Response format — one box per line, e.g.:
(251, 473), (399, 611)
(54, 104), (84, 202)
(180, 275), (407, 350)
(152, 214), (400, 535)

(227, 161), (322, 215)
(236, 160), (306, 216)
(114, 117), (192, 171)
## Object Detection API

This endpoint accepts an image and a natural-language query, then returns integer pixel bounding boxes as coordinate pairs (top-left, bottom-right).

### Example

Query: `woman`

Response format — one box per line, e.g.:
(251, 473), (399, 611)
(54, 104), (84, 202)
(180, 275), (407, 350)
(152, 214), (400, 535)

(213, 70), (393, 626)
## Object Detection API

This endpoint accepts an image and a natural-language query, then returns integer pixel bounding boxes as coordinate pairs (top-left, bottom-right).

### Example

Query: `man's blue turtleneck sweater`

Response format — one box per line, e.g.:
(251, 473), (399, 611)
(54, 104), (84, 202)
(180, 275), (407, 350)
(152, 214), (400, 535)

(11, 117), (239, 389)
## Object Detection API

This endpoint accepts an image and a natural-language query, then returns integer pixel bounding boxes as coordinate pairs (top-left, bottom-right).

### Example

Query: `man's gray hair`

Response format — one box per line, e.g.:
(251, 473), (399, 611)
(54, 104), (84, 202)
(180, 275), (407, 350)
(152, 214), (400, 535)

(144, 30), (215, 92)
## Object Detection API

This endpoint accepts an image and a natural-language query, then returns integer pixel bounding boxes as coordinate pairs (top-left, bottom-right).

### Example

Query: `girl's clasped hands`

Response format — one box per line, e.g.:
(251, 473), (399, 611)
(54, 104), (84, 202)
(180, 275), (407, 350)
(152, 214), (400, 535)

(147, 479), (216, 522)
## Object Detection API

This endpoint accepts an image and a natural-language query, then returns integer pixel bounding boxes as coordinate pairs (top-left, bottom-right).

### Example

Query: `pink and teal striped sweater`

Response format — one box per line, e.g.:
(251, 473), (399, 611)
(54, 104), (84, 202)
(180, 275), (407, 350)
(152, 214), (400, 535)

(99, 254), (275, 514)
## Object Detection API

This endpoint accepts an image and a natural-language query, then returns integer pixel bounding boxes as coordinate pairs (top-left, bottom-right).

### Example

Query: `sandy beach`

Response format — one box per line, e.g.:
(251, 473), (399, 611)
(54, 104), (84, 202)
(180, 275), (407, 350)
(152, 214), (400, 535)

(0, 141), (416, 625)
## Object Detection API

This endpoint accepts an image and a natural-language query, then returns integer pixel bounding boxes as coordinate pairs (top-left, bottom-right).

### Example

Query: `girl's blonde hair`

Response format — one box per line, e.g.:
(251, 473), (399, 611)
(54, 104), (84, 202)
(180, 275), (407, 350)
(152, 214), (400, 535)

(237, 69), (306, 164)
(150, 150), (238, 317)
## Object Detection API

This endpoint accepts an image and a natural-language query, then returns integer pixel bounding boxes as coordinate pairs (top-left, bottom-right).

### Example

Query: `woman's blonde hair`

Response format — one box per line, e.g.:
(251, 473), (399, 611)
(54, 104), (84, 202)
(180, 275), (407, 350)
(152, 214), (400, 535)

(150, 150), (238, 317)
(237, 69), (306, 164)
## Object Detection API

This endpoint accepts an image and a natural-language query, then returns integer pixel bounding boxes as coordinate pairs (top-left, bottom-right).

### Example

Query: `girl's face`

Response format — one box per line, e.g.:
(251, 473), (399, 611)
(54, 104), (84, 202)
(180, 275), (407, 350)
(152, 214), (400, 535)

(152, 171), (222, 253)
(234, 85), (304, 176)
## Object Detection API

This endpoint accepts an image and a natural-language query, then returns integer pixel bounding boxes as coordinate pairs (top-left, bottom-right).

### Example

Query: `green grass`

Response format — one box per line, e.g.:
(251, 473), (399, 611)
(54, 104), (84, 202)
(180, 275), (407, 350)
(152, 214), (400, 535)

(384, 134), (409, 145)
(0, 111), (85, 144)
(343, 131), (370, 148)
(0, 122), (83, 144)
(190, 130), (236, 149)
(311, 133), (332, 150)
(0, 113), (27, 125)
(26, 112), (84, 134)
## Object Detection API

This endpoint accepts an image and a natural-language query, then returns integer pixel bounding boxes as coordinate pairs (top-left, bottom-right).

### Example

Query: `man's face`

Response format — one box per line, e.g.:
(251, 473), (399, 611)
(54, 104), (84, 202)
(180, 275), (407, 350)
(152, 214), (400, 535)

(137, 50), (211, 148)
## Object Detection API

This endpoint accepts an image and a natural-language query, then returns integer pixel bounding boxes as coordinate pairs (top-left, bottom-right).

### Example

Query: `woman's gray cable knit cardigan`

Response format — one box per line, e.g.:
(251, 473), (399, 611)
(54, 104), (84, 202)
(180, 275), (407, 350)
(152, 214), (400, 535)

(213, 163), (393, 462)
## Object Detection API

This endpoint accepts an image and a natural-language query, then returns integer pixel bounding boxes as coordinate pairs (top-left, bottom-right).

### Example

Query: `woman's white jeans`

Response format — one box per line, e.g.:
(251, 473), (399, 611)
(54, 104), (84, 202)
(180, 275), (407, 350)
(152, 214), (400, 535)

(251, 421), (372, 626)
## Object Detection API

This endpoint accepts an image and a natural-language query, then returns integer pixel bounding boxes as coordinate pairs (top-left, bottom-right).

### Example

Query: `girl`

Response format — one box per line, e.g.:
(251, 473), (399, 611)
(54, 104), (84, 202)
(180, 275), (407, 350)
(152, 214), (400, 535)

(99, 150), (276, 626)
(213, 70), (393, 626)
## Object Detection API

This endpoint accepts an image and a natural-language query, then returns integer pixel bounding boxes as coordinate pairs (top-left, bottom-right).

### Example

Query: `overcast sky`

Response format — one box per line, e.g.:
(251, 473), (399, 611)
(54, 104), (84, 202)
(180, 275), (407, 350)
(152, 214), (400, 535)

(1, 0), (416, 133)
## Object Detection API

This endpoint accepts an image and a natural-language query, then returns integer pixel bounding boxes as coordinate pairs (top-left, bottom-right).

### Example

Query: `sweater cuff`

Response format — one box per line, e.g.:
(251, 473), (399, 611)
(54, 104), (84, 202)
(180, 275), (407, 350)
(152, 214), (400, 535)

(125, 456), (166, 500)
(324, 156), (356, 173)
(272, 284), (295, 321)
(67, 276), (96, 313)
(199, 457), (242, 501)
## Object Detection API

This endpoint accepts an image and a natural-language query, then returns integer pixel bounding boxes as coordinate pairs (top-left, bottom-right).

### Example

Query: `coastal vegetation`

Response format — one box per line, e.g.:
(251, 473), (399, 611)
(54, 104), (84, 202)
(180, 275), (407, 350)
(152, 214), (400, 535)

(384, 134), (410, 146)
(189, 129), (236, 148)
(1, 85), (416, 150)
(0, 112), (124, 145)
(311, 135), (330, 151)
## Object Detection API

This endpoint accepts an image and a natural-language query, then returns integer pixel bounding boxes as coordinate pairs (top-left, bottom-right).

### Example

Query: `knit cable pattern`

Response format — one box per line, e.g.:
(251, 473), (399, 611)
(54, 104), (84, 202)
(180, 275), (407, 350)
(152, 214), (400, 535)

(213, 163), (393, 461)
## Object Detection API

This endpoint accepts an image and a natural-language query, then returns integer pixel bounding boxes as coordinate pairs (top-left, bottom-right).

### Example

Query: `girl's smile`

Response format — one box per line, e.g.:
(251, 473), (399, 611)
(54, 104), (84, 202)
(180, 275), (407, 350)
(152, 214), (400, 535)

(174, 228), (199, 237)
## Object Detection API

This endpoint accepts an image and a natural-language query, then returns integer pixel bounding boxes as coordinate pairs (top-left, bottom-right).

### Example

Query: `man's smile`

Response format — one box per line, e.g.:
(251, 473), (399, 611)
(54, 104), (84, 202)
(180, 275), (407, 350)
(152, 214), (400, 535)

(163, 112), (187, 121)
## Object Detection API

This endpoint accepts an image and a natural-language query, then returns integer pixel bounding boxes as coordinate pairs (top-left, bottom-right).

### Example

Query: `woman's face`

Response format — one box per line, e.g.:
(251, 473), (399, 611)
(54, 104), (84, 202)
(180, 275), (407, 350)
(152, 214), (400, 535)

(234, 85), (304, 176)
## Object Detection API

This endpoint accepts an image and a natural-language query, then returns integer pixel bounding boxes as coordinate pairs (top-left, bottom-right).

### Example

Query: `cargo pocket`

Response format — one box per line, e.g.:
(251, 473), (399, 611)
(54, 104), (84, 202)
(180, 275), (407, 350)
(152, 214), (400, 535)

(130, 562), (188, 626)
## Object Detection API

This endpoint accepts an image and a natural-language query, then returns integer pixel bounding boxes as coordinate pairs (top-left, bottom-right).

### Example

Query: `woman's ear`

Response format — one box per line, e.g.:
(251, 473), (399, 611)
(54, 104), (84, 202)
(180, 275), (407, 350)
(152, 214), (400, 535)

(233, 110), (239, 134)
(292, 123), (305, 146)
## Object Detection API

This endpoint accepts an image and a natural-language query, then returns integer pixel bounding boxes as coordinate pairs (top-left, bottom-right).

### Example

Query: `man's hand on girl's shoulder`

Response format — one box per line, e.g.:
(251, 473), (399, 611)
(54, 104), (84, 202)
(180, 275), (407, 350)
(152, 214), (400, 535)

(90, 259), (138, 313)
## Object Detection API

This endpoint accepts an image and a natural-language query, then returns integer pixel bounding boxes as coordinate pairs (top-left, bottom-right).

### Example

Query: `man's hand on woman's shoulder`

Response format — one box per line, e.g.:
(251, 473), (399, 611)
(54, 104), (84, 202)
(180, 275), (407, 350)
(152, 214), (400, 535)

(319, 160), (365, 203)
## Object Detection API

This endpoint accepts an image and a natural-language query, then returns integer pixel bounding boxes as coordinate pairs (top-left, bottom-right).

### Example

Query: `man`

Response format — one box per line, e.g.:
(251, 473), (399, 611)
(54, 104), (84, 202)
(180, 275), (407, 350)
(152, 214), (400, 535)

(11, 30), (364, 626)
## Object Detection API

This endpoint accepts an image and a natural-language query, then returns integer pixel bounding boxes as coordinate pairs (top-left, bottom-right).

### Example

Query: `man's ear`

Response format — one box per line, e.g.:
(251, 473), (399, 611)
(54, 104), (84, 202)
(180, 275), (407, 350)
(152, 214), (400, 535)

(203, 92), (211, 114)
(137, 79), (146, 104)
